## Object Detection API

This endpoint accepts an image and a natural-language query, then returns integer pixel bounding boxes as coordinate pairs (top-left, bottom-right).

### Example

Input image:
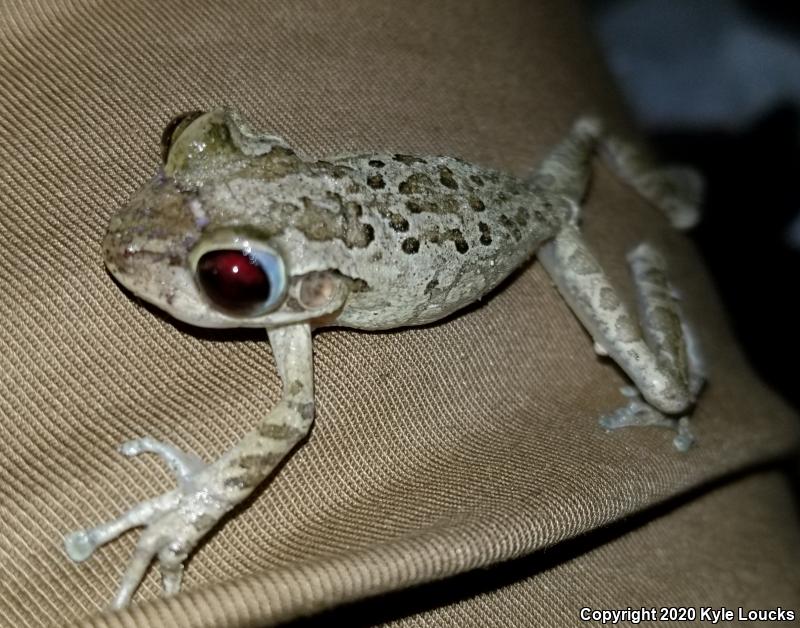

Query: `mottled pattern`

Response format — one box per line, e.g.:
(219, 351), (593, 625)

(103, 110), (568, 330)
(73, 109), (706, 609)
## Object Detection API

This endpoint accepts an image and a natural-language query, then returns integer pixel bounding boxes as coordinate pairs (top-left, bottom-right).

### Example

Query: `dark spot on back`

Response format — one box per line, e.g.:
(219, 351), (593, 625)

(368, 159), (385, 168)
(389, 213), (409, 232)
(361, 224), (375, 246)
(238, 454), (268, 470)
(401, 237), (420, 254)
(441, 197), (459, 212)
(424, 279), (439, 294)
(399, 173), (435, 195)
(470, 174), (484, 187)
(469, 196), (485, 212)
(367, 174), (385, 189)
(405, 199), (445, 214)
(394, 154), (426, 165)
(499, 214), (522, 241)
(478, 222), (492, 245)
(438, 167), (458, 189)
(515, 207), (529, 226)
(223, 477), (248, 490)
(445, 228), (468, 253)
(258, 423), (300, 439)
(298, 402), (315, 422)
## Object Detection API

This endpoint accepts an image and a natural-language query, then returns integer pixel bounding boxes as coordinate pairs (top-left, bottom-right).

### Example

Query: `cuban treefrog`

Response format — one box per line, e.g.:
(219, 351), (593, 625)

(65, 110), (705, 608)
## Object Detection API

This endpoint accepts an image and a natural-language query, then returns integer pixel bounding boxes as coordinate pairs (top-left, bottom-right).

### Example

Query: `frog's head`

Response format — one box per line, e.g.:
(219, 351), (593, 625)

(103, 110), (350, 329)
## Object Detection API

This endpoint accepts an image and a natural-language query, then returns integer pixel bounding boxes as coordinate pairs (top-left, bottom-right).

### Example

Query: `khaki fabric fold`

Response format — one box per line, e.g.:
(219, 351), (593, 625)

(325, 470), (800, 627)
(0, 1), (797, 627)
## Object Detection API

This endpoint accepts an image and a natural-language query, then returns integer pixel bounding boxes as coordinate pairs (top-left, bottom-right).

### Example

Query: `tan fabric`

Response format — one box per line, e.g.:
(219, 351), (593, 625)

(329, 471), (798, 626)
(0, 1), (797, 627)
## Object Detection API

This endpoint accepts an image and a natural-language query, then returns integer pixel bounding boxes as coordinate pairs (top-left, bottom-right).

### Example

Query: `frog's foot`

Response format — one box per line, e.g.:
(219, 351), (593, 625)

(64, 438), (227, 608)
(600, 392), (695, 452)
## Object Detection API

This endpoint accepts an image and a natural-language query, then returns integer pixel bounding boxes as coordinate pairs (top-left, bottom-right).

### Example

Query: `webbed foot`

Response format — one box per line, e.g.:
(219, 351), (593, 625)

(600, 391), (695, 452)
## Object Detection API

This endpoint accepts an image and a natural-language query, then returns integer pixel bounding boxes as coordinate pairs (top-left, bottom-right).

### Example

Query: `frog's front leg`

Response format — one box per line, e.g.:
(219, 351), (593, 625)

(64, 323), (315, 608)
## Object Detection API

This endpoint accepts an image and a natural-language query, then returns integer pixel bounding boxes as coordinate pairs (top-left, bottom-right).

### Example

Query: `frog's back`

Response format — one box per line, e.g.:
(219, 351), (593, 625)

(198, 148), (567, 330)
(324, 153), (567, 329)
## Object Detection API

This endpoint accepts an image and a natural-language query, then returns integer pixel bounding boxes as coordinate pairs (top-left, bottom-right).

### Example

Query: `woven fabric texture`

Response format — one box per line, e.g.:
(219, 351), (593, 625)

(0, 1), (798, 627)
(309, 470), (798, 626)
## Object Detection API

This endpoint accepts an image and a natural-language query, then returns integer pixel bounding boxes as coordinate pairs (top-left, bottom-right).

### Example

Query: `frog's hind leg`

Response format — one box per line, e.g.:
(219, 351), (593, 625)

(600, 131), (704, 230)
(534, 118), (704, 451)
(627, 242), (705, 399)
(598, 243), (705, 451)
(538, 224), (704, 451)
(535, 117), (703, 230)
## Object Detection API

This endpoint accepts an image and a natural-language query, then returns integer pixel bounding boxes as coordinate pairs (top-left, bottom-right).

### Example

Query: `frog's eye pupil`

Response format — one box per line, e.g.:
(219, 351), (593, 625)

(196, 250), (271, 313)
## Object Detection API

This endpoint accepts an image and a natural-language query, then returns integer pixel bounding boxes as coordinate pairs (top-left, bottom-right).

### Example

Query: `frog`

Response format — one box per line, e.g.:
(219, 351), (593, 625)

(64, 109), (705, 608)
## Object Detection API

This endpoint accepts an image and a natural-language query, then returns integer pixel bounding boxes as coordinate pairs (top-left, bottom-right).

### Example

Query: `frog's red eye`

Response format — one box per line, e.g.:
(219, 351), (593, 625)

(196, 250), (272, 314)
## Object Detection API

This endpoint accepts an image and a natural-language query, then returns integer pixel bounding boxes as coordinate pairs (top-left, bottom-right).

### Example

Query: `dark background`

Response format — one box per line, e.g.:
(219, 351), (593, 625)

(587, 0), (800, 412)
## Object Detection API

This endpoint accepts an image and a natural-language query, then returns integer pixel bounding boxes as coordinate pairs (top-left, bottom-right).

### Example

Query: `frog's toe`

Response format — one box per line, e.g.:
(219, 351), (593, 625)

(107, 518), (188, 608)
(64, 491), (180, 567)
(111, 531), (163, 608)
(599, 399), (695, 452)
(673, 417), (695, 452)
(119, 436), (207, 488)
(64, 530), (95, 562)
(64, 438), (221, 607)
(108, 492), (222, 608)
(65, 442), (233, 608)
(600, 398), (675, 430)
(160, 560), (184, 596)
